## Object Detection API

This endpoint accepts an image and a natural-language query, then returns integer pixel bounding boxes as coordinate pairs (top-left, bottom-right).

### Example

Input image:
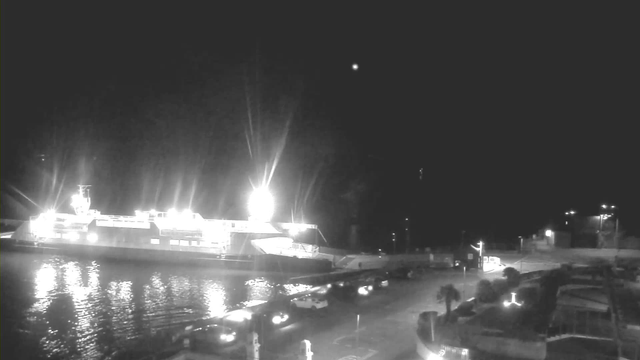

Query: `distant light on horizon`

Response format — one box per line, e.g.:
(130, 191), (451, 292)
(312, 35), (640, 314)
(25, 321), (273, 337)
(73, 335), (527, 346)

(352, 63), (359, 71)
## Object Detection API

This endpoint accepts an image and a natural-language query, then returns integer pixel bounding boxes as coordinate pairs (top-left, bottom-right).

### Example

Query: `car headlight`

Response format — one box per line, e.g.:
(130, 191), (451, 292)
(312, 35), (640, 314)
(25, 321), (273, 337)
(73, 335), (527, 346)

(358, 286), (369, 295)
(272, 313), (289, 325)
(220, 332), (236, 343)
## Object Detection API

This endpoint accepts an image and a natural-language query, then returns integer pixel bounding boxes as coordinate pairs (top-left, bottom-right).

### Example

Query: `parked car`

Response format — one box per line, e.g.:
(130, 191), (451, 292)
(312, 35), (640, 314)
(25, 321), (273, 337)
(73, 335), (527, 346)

(291, 294), (328, 310)
(328, 281), (358, 301)
(188, 324), (238, 352)
(389, 267), (416, 279)
(364, 273), (390, 290)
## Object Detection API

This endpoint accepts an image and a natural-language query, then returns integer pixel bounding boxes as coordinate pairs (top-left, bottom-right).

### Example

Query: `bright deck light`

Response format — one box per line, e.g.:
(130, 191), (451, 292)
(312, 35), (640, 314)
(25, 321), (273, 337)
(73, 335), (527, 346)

(248, 187), (274, 222)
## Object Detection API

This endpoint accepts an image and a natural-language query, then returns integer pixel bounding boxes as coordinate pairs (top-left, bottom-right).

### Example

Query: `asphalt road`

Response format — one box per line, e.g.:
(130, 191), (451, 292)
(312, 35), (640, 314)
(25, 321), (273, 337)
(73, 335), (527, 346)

(180, 256), (539, 359)
(252, 269), (487, 360)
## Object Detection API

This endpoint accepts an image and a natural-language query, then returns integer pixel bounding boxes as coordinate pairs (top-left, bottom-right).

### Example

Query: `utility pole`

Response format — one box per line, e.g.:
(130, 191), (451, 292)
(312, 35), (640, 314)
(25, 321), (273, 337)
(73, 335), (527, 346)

(519, 236), (524, 254)
(614, 217), (619, 250)
(462, 266), (466, 301)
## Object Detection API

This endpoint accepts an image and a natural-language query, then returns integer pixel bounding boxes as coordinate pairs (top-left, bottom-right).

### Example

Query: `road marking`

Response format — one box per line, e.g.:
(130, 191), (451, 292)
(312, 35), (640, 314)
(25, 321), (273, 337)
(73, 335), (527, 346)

(334, 335), (348, 345)
(333, 325), (368, 346)
(337, 349), (378, 360)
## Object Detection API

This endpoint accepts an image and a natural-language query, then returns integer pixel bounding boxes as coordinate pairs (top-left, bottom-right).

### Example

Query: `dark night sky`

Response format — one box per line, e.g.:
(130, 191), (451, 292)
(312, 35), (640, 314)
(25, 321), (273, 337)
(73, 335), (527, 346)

(2, 3), (638, 248)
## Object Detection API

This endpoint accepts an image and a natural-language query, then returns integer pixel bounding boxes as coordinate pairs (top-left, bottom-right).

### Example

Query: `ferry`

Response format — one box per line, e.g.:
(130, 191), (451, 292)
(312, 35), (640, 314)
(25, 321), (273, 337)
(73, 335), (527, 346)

(7, 186), (333, 273)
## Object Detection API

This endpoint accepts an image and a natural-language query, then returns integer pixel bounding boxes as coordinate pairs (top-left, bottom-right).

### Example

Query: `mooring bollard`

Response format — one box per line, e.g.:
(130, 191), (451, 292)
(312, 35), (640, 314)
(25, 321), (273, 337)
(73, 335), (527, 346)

(299, 339), (312, 360)
(247, 331), (260, 360)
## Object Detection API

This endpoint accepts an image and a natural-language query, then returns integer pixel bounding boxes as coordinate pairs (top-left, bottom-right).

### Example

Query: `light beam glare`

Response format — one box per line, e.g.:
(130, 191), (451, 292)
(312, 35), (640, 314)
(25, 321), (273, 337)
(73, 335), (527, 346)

(7, 183), (43, 210)
(51, 174), (68, 211)
(243, 66), (255, 159)
(265, 118), (291, 187)
(301, 162), (323, 219)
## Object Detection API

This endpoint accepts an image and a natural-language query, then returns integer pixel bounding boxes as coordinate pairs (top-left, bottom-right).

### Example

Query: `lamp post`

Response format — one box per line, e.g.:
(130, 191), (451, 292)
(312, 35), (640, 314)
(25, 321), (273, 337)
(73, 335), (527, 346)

(564, 210), (576, 246)
(600, 204), (617, 248)
(471, 240), (483, 271)
(519, 236), (524, 254)
(404, 217), (410, 254)
(564, 209), (576, 226)
(599, 204), (615, 231)
(392, 232), (397, 254)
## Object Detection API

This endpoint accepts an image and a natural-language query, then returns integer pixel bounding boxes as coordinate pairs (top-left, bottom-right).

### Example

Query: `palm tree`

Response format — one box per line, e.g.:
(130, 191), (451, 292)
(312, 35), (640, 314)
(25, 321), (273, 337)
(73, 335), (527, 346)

(436, 284), (461, 322)
(503, 267), (521, 287)
(475, 279), (497, 303)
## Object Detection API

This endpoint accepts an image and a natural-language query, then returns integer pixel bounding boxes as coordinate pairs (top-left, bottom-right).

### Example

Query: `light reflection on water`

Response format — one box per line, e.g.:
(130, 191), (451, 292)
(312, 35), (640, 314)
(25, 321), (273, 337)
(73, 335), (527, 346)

(1, 252), (292, 360)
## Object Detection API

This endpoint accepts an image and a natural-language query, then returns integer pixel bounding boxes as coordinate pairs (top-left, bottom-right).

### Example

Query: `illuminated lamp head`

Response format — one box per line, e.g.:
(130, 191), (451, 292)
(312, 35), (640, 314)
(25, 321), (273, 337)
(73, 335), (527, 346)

(248, 187), (274, 222)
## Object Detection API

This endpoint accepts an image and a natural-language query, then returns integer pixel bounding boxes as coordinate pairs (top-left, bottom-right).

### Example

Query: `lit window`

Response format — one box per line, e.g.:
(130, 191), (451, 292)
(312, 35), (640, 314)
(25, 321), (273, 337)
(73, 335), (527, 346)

(150, 239), (160, 245)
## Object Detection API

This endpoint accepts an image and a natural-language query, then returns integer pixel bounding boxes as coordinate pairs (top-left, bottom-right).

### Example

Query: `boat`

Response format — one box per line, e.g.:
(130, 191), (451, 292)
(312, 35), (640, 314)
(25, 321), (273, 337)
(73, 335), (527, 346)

(7, 186), (333, 273)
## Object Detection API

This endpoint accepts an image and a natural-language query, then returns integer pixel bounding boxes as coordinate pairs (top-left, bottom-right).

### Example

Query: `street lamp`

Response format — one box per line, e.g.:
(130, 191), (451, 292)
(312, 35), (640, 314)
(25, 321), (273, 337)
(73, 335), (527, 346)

(564, 210), (576, 225)
(404, 217), (410, 254)
(599, 204), (616, 232)
(391, 232), (397, 254)
(545, 229), (553, 237)
(599, 204), (619, 248)
(471, 240), (484, 271)
(503, 292), (522, 308)
(519, 236), (524, 254)
(248, 187), (274, 222)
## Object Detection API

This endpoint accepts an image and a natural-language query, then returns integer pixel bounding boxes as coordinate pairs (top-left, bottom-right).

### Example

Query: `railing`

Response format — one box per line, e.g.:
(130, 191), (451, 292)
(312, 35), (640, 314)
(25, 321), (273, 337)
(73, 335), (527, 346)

(546, 351), (620, 360)
(547, 317), (615, 341)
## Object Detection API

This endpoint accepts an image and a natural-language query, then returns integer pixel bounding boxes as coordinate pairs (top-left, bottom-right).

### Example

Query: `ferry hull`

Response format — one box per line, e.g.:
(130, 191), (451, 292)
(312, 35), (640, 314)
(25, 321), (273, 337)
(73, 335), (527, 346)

(1, 237), (333, 274)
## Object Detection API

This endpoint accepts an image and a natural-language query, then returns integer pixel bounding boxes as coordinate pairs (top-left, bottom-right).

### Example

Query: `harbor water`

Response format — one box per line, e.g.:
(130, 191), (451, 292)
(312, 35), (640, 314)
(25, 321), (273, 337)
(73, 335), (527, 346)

(0, 251), (308, 359)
